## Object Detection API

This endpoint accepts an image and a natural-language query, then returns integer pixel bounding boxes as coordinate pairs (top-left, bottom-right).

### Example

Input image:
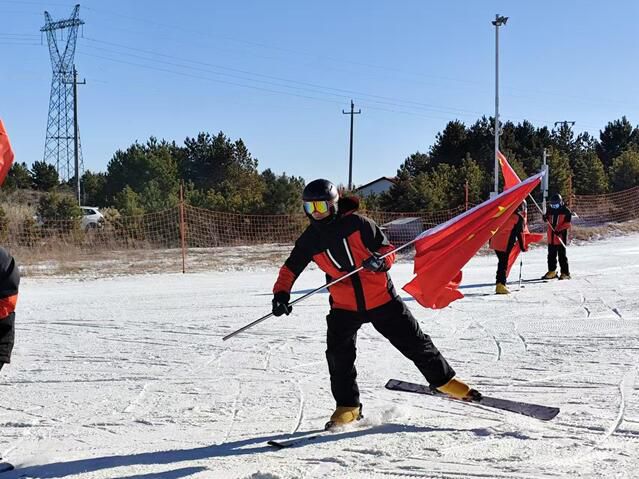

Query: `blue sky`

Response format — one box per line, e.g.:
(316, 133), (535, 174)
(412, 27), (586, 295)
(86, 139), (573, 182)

(1, 0), (638, 187)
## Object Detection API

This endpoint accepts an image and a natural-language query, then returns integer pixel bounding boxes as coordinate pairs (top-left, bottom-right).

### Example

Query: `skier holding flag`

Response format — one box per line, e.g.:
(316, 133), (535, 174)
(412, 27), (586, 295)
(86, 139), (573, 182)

(271, 179), (478, 428)
(489, 202), (527, 294)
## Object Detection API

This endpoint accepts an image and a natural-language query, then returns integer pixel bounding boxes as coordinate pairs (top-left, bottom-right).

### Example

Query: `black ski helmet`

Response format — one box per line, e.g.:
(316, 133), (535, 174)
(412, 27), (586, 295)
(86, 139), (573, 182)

(550, 193), (563, 206)
(302, 179), (339, 221)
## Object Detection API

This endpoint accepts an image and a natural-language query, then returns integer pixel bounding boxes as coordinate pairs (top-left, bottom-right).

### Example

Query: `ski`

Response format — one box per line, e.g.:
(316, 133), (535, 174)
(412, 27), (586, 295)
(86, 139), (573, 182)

(268, 431), (326, 449)
(0, 462), (14, 473)
(520, 278), (551, 285)
(385, 379), (560, 421)
(268, 418), (364, 449)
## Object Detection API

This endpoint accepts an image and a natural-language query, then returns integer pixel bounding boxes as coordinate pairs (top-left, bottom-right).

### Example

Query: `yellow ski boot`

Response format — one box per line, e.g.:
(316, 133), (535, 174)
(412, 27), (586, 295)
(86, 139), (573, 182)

(325, 404), (362, 430)
(559, 273), (571, 280)
(437, 377), (481, 401)
(542, 271), (557, 280)
(495, 283), (510, 295)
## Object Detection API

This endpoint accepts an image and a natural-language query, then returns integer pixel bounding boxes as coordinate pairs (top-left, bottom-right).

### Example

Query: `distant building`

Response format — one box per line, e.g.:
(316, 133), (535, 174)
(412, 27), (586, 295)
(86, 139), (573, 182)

(355, 177), (397, 197)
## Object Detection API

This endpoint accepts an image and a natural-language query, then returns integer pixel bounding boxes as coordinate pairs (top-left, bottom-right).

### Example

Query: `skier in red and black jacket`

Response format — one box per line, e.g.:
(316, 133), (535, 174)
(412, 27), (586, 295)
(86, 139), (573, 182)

(272, 179), (477, 428)
(0, 247), (19, 372)
(542, 193), (572, 280)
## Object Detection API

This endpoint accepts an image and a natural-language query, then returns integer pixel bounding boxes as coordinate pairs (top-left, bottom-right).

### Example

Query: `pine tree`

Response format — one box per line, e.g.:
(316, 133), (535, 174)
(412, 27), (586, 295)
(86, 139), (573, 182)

(572, 151), (609, 194)
(609, 148), (639, 191)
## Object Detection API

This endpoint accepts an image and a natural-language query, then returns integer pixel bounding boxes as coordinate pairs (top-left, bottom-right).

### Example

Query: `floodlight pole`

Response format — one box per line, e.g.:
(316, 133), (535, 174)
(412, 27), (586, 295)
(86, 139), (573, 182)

(542, 148), (548, 213)
(492, 14), (508, 196)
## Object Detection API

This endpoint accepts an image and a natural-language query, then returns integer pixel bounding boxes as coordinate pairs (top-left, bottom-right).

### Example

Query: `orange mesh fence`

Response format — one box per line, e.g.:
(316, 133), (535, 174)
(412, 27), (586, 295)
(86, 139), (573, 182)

(570, 187), (639, 226)
(3, 186), (638, 265)
(184, 205), (308, 247)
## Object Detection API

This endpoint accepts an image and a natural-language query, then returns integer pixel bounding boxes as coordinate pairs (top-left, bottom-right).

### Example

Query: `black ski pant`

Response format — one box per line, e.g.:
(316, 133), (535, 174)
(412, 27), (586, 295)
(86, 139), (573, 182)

(494, 249), (512, 285)
(547, 244), (569, 275)
(0, 313), (14, 365)
(325, 298), (455, 407)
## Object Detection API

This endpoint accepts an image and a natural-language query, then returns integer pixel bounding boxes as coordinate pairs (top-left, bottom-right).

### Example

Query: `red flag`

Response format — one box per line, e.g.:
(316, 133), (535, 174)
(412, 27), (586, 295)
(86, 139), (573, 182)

(497, 150), (520, 190)
(403, 172), (543, 309)
(0, 120), (15, 186)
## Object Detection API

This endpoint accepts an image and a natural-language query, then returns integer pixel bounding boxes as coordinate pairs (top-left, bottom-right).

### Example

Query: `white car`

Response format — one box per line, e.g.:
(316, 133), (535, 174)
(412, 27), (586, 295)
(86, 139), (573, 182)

(80, 206), (105, 231)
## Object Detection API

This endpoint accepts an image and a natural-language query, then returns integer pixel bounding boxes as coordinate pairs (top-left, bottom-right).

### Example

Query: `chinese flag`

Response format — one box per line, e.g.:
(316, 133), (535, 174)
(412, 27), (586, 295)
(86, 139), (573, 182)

(0, 120), (15, 186)
(403, 172), (543, 309)
(497, 150), (520, 190)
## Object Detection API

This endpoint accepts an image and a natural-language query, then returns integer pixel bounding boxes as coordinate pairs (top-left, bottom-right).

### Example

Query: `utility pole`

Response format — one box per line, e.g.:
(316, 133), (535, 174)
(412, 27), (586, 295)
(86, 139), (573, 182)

(342, 99), (361, 191)
(66, 66), (86, 205)
(492, 14), (508, 196)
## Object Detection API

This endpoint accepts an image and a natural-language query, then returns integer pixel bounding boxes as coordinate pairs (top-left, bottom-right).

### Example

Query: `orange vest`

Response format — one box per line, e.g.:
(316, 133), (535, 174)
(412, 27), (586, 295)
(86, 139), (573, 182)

(547, 213), (570, 245)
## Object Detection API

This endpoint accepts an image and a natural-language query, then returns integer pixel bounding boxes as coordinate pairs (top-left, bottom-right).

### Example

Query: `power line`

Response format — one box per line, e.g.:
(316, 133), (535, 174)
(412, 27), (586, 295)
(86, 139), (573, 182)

(77, 49), (481, 123)
(79, 37), (484, 118)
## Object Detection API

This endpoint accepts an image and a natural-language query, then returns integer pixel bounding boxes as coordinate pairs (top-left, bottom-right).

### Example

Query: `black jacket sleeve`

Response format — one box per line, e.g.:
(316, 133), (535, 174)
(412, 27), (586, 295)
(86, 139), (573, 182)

(284, 232), (313, 278)
(506, 215), (525, 251)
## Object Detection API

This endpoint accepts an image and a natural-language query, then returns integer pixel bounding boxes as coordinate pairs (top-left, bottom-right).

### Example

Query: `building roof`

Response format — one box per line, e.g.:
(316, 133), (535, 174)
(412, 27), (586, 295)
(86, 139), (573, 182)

(355, 176), (398, 191)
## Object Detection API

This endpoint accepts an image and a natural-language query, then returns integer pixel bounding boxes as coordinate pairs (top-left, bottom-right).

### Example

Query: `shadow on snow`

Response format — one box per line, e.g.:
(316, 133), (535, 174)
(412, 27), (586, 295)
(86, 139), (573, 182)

(5, 423), (440, 478)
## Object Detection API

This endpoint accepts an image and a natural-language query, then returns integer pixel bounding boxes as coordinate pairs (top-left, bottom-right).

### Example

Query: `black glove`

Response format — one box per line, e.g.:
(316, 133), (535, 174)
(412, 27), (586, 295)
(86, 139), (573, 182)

(272, 292), (292, 317)
(362, 254), (387, 272)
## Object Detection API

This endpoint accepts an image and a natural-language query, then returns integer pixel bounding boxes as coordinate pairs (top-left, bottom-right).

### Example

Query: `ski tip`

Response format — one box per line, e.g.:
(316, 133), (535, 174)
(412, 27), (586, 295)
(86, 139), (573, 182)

(540, 408), (561, 421)
(385, 379), (398, 389)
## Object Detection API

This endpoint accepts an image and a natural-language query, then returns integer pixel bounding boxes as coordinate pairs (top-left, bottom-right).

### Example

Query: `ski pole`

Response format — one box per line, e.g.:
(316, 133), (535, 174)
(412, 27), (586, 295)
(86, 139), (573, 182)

(222, 238), (420, 341)
(222, 266), (364, 341)
(518, 258), (523, 290)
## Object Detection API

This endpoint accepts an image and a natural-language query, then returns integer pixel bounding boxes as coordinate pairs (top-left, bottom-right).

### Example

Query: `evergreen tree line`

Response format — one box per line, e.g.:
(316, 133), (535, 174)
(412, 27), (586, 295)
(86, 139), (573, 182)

(4, 116), (639, 216)
(367, 116), (639, 212)
(4, 132), (305, 217)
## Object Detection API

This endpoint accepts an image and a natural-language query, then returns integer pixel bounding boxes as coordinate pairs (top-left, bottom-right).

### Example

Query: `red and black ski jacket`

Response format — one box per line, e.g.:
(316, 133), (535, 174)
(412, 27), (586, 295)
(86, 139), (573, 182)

(273, 197), (397, 312)
(544, 205), (572, 246)
(0, 247), (19, 363)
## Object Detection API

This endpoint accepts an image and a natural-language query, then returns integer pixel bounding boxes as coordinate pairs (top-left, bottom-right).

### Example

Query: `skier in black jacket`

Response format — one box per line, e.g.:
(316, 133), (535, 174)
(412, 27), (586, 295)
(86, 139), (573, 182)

(0, 247), (19, 372)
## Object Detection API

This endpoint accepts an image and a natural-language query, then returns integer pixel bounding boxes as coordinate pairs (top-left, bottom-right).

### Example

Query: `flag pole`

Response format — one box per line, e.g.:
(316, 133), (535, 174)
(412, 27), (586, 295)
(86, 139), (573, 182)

(224, 173), (545, 341)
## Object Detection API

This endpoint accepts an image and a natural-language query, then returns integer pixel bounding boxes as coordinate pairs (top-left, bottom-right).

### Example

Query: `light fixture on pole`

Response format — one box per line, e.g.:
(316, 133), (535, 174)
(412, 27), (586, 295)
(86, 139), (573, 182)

(492, 14), (508, 196)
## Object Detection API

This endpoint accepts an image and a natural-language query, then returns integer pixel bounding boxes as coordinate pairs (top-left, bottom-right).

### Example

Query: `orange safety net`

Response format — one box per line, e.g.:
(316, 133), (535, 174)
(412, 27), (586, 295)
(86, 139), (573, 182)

(2, 186), (637, 268)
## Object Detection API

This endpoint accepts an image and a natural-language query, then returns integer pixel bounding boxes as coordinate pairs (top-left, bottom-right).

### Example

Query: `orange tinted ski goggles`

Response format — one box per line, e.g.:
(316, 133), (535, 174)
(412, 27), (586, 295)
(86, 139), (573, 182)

(303, 200), (331, 215)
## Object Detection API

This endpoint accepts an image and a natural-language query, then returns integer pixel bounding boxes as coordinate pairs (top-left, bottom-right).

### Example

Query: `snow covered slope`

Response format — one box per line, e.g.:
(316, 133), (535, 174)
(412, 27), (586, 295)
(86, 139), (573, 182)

(1, 235), (638, 478)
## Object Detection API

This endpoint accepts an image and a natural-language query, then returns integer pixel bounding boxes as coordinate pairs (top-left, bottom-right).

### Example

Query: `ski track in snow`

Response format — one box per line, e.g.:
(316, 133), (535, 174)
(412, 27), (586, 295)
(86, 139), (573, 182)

(222, 380), (242, 444)
(472, 320), (502, 361)
(2, 235), (639, 478)
(511, 320), (528, 352)
(600, 370), (636, 444)
(293, 380), (305, 434)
